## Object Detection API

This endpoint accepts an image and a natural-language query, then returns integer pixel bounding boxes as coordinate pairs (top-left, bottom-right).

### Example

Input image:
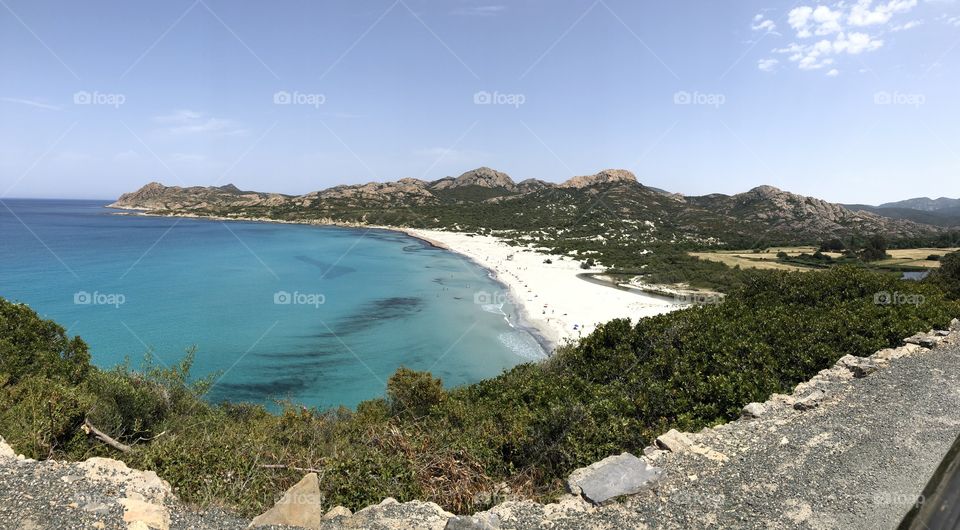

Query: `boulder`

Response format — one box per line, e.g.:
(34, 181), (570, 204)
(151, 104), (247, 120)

(655, 429), (693, 453)
(904, 332), (939, 348)
(794, 389), (826, 411)
(566, 452), (662, 505)
(249, 473), (324, 529)
(741, 402), (766, 419)
(951, 318), (959, 331)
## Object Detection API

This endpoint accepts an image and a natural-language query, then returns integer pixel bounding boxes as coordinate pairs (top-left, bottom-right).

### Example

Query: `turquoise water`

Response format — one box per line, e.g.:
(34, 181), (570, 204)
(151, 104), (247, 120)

(0, 199), (545, 408)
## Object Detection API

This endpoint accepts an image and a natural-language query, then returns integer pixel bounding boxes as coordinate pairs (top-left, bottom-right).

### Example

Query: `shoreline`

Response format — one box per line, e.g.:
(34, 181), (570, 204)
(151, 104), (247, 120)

(107, 207), (684, 351)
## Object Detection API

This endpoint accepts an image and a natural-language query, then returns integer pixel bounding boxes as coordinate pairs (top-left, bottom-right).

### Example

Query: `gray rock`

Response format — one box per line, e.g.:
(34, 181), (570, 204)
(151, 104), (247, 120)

(567, 452), (662, 505)
(837, 355), (881, 378)
(936, 330), (950, 337)
(445, 513), (501, 529)
(794, 389), (826, 411)
(741, 402), (767, 418)
(951, 318), (959, 331)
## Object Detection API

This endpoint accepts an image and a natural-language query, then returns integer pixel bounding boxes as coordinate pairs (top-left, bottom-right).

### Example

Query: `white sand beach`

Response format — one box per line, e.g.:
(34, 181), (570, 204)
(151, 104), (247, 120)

(404, 229), (684, 350)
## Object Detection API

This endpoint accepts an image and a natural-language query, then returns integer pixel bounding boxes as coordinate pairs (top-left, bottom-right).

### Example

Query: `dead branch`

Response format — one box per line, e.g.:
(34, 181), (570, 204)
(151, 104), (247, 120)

(82, 418), (131, 453)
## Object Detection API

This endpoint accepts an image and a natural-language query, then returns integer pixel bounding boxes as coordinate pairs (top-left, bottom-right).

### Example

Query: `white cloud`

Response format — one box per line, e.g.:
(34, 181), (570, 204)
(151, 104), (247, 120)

(752, 13), (778, 33)
(827, 68), (840, 76)
(937, 14), (960, 27)
(1, 97), (62, 111)
(758, 58), (780, 72)
(767, 0), (917, 75)
(849, 0), (917, 27)
(154, 110), (249, 136)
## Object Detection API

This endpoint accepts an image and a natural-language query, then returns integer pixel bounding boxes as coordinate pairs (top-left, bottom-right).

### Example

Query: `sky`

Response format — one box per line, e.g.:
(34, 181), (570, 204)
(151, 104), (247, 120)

(1, 0), (958, 204)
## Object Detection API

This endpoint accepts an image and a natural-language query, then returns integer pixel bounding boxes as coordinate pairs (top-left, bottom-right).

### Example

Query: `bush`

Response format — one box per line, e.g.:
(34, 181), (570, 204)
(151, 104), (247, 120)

(0, 299), (89, 385)
(387, 368), (446, 418)
(0, 266), (957, 516)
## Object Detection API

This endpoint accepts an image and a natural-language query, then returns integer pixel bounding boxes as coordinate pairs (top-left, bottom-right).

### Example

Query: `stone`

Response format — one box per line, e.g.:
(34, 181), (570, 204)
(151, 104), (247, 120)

(119, 498), (170, 530)
(837, 355), (881, 378)
(0, 436), (15, 459)
(249, 473), (324, 529)
(741, 402), (766, 418)
(566, 452), (662, 505)
(951, 318), (959, 331)
(904, 332), (939, 348)
(350, 500), (453, 529)
(78, 457), (172, 503)
(656, 429), (693, 453)
(445, 513), (501, 529)
(794, 389), (826, 411)
(936, 330), (950, 337)
(322, 505), (352, 520)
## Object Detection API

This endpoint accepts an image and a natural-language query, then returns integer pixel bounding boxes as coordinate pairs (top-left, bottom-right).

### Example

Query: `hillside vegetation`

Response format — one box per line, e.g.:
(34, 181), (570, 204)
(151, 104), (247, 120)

(2, 265), (958, 516)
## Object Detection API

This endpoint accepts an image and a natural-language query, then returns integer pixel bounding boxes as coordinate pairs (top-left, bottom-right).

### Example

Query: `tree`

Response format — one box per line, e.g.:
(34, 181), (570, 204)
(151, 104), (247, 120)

(928, 251), (960, 299)
(859, 234), (889, 262)
(819, 238), (845, 252)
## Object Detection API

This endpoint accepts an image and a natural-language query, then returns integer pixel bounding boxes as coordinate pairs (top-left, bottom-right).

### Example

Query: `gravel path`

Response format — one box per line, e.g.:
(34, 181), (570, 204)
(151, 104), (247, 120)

(2, 336), (958, 529)
(484, 336), (960, 529)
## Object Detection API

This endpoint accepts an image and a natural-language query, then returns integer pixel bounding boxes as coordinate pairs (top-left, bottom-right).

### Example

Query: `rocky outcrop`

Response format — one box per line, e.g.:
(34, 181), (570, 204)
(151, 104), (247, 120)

(559, 169), (637, 189)
(430, 167), (516, 191)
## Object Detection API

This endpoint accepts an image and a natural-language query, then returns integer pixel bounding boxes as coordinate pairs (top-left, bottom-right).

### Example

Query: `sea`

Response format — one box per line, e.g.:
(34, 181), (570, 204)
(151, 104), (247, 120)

(0, 199), (546, 408)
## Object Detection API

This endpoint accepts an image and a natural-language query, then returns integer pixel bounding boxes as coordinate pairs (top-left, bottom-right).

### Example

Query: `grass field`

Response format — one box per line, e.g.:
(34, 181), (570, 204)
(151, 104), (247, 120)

(691, 247), (958, 272)
(875, 248), (959, 269)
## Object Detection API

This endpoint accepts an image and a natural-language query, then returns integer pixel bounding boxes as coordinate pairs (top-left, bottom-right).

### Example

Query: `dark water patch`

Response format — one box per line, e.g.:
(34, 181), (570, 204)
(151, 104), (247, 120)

(294, 255), (356, 279)
(213, 377), (310, 402)
(316, 297), (425, 338)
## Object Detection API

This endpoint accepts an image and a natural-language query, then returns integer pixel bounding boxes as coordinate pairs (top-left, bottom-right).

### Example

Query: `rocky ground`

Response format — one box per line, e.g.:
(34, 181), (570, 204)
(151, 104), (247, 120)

(2, 324), (958, 529)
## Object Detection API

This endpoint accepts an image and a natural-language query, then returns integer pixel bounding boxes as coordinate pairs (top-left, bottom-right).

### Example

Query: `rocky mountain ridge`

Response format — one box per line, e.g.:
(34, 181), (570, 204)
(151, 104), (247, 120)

(109, 167), (944, 245)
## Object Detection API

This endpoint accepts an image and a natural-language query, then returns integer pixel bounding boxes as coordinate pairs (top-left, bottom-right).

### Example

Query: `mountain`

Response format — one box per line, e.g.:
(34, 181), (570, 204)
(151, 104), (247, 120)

(842, 196), (960, 229)
(879, 197), (960, 212)
(110, 168), (944, 247)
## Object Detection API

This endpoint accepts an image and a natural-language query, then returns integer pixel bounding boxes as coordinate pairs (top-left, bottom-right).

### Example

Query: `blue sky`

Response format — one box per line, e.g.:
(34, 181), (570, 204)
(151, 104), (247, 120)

(1, 0), (958, 203)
